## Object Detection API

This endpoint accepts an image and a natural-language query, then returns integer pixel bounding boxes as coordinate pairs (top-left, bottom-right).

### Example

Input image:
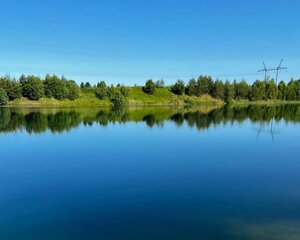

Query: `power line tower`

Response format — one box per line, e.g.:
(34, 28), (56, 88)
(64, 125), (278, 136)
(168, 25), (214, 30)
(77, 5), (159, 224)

(258, 62), (270, 81)
(269, 59), (287, 85)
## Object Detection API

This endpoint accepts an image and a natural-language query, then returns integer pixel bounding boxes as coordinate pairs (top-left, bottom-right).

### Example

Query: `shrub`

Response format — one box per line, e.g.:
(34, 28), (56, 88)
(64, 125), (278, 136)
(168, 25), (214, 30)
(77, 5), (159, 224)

(110, 92), (125, 106)
(143, 80), (156, 95)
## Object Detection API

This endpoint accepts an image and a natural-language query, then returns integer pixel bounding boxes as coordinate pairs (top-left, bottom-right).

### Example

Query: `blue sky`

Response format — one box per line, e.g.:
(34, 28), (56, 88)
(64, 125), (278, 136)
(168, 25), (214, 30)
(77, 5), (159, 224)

(0, 0), (299, 85)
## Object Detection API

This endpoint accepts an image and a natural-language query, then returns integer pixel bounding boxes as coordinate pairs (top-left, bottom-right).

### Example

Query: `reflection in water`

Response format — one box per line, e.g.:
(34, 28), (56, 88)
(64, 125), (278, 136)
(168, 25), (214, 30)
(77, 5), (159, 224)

(0, 105), (300, 134)
(1, 105), (300, 240)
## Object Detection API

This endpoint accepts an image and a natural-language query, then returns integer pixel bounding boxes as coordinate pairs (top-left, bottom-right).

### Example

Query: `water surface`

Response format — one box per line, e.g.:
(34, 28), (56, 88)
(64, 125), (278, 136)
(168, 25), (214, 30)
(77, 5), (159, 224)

(0, 105), (300, 240)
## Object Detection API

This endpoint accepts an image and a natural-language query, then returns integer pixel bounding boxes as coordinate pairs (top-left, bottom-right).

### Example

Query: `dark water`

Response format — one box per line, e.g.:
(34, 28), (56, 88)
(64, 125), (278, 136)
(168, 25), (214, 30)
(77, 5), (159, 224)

(0, 105), (300, 240)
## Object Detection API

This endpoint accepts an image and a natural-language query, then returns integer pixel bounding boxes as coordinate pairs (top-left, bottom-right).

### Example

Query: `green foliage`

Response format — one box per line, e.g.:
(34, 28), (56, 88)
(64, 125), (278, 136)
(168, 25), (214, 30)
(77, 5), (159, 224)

(0, 88), (8, 105)
(44, 75), (67, 100)
(171, 80), (185, 95)
(212, 80), (225, 100)
(120, 85), (129, 97)
(234, 80), (250, 100)
(143, 79), (156, 95)
(224, 81), (235, 103)
(186, 78), (197, 96)
(296, 80), (300, 101)
(1, 73), (300, 106)
(107, 85), (116, 99)
(251, 80), (266, 101)
(0, 76), (22, 101)
(265, 80), (277, 100)
(286, 80), (297, 100)
(66, 80), (80, 100)
(96, 81), (107, 100)
(44, 75), (79, 100)
(110, 91), (125, 106)
(20, 75), (44, 100)
(196, 75), (213, 96)
(277, 81), (286, 100)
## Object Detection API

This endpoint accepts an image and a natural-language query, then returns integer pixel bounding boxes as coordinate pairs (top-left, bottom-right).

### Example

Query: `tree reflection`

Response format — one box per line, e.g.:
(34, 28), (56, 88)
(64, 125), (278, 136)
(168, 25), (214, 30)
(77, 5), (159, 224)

(0, 104), (299, 134)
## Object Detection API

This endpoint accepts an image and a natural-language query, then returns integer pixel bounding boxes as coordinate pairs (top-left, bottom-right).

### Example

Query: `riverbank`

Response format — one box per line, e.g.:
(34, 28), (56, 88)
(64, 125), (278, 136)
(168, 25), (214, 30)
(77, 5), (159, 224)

(6, 88), (224, 108)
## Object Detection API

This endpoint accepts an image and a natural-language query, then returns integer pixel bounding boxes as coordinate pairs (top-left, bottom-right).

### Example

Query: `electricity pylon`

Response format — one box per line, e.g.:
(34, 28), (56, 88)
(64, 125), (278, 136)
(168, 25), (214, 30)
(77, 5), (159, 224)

(269, 59), (287, 85)
(258, 62), (269, 81)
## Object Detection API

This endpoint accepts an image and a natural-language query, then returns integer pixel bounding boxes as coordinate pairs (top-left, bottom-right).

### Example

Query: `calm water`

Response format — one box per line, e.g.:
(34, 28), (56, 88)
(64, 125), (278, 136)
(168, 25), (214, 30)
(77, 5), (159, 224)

(0, 105), (300, 240)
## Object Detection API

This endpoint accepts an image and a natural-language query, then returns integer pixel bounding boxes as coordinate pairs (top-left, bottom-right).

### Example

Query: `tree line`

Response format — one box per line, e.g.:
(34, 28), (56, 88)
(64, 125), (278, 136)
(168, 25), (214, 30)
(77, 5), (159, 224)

(0, 74), (299, 105)
(0, 74), (80, 105)
(166, 76), (300, 102)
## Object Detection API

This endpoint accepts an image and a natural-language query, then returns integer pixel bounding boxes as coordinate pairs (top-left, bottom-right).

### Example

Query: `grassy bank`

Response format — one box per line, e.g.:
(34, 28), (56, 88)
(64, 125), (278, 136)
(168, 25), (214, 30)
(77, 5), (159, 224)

(6, 87), (224, 108)
(7, 93), (111, 108)
(127, 87), (223, 106)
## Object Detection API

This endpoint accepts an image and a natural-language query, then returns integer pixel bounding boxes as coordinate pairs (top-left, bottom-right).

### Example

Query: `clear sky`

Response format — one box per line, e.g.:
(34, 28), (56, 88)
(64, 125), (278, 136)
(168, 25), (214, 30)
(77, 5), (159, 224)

(0, 0), (299, 85)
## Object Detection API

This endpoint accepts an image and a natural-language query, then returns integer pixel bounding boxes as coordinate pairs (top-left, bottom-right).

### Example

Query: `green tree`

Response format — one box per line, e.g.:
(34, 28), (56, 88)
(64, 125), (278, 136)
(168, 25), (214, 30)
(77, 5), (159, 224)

(143, 80), (156, 95)
(66, 80), (80, 100)
(186, 78), (197, 96)
(251, 80), (266, 101)
(277, 81), (286, 100)
(212, 80), (225, 100)
(265, 80), (277, 100)
(224, 81), (234, 103)
(44, 75), (69, 100)
(196, 75), (213, 96)
(286, 80), (297, 100)
(21, 75), (44, 100)
(96, 81), (107, 100)
(235, 80), (250, 100)
(171, 80), (185, 95)
(296, 80), (300, 100)
(0, 75), (22, 101)
(0, 88), (8, 105)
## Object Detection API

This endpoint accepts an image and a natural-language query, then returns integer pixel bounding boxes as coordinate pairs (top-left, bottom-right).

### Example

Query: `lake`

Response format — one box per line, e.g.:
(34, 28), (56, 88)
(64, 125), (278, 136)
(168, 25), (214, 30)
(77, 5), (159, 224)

(0, 105), (300, 240)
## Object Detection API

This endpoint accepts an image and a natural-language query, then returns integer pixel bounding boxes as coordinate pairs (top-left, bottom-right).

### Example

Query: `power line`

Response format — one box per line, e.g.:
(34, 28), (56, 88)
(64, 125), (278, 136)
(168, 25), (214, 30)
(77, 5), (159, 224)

(0, 65), (260, 80)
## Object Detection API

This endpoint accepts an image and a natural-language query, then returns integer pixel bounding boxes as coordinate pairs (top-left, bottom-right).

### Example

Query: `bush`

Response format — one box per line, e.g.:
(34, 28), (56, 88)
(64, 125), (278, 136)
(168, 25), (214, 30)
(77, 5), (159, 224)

(110, 92), (125, 106)
(143, 80), (156, 95)
(0, 88), (8, 105)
